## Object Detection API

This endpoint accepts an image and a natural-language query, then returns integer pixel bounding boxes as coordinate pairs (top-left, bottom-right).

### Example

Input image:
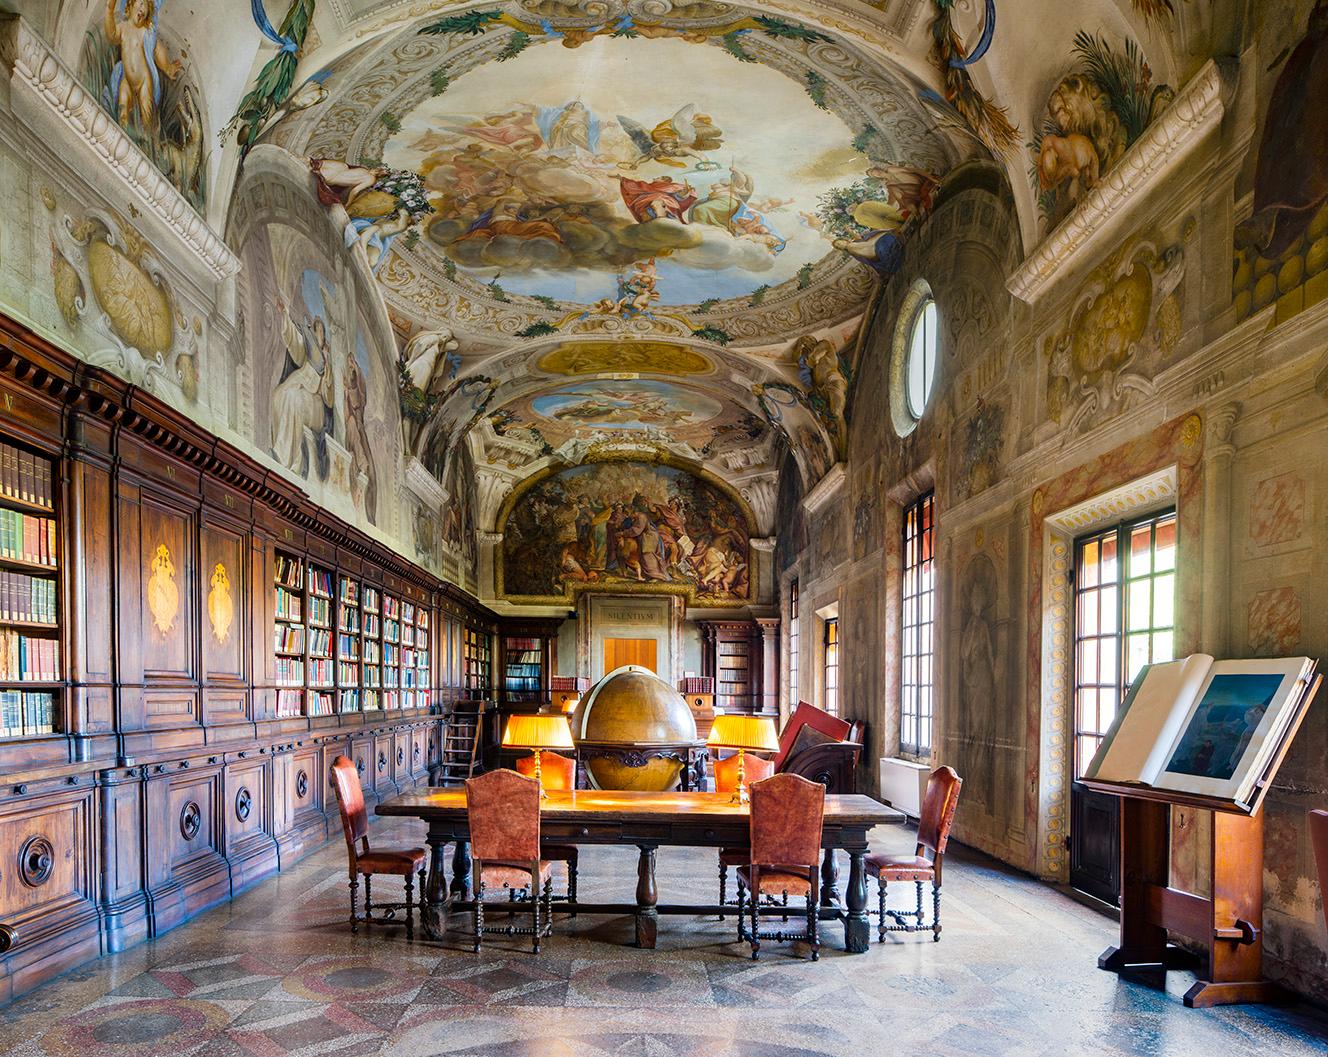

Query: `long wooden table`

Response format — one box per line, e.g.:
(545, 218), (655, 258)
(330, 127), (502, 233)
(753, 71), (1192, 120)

(375, 788), (902, 953)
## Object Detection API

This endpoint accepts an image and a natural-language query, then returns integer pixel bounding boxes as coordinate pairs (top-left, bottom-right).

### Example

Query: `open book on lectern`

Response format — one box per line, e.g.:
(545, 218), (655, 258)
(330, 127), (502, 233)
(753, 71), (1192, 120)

(1083, 654), (1316, 807)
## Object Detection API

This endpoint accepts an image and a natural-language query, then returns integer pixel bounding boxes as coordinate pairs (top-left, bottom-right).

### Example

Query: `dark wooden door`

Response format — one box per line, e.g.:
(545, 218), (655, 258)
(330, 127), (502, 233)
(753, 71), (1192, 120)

(1070, 781), (1120, 904)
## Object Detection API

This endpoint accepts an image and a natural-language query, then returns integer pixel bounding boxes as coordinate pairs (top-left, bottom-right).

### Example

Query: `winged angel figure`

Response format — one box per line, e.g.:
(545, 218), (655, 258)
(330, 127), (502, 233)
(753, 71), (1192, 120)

(616, 104), (724, 169)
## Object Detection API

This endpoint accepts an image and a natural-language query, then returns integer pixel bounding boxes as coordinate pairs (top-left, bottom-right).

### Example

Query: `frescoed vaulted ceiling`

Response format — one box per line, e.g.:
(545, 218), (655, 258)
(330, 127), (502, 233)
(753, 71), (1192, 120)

(5, 0), (1234, 586)
(259, 0), (988, 503)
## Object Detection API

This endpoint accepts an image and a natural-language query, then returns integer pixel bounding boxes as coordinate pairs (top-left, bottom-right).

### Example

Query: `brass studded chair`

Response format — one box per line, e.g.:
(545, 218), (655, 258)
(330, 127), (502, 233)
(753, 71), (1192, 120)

(515, 750), (579, 912)
(868, 766), (962, 942)
(330, 754), (427, 938)
(466, 768), (554, 953)
(735, 772), (825, 960)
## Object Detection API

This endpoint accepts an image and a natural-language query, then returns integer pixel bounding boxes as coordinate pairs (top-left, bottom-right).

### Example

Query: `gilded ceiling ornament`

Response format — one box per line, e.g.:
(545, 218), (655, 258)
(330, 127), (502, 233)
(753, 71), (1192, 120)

(148, 543), (180, 635)
(208, 562), (234, 644)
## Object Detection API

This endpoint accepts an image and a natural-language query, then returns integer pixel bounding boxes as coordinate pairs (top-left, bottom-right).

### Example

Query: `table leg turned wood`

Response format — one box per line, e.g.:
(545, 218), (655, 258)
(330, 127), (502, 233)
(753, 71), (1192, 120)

(636, 844), (658, 949)
(845, 849), (870, 953)
(821, 847), (841, 907)
(451, 839), (472, 900)
(422, 826), (449, 941)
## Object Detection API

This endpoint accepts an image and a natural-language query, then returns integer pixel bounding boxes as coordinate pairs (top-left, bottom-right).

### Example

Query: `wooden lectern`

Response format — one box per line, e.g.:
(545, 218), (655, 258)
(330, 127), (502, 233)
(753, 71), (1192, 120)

(1085, 673), (1320, 1008)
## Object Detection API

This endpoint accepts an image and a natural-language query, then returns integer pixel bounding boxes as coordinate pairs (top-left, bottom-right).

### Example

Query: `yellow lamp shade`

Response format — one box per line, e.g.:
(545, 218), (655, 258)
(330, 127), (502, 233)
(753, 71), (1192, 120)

(502, 713), (575, 750)
(706, 714), (779, 753)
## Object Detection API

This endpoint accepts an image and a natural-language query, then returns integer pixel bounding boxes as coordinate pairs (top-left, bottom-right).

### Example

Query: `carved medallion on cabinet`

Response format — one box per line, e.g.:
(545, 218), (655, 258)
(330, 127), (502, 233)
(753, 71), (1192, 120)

(179, 801), (202, 841)
(235, 787), (252, 823)
(202, 526), (245, 680)
(296, 770), (309, 799)
(140, 500), (194, 679)
(17, 834), (55, 887)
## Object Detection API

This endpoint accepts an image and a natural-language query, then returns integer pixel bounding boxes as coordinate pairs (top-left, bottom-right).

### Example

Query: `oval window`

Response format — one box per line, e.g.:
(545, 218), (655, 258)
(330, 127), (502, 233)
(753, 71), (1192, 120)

(906, 298), (938, 420)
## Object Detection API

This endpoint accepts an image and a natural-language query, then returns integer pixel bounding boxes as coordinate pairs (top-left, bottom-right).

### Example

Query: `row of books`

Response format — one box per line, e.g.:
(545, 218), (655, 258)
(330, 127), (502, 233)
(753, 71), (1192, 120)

(0, 571), (57, 625)
(680, 676), (714, 694)
(308, 628), (331, 657)
(363, 614), (381, 638)
(383, 618), (400, 643)
(364, 640), (381, 664)
(0, 443), (54, 511)
(0, 508), (57, 567)
(274, 625), (304, 655)
(275, 689), (303, 717)
(0, 630), (59, 681)
(308, 658), (332, 686)
(307, 690), (334, 716)
(508, 650), (542, 665)
(307, 567), (333, 598)
(275, 657), (304, 687)
(340, 689), (361, 712)
(363, 586), (381, 615)
(338, 661), (359, 685)
(337, 633), (359, 661)
(308, 597), (331, 628)
(0, 690), (55, 738)
(338, 603), (358, 628)
(383, 596), (401, 619)
(274, 554), (303, 589)
(339, 578), (359, 604)
(274, 586), (301, 622)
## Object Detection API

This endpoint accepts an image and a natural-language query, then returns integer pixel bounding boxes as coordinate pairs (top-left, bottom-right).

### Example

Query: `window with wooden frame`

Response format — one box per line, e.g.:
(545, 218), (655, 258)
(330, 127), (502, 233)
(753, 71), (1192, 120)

(788, 580), (800, 706)
(901, 491), (935, 756)
(822, 617), (839, 717)
(1073, 509), (1177, 777)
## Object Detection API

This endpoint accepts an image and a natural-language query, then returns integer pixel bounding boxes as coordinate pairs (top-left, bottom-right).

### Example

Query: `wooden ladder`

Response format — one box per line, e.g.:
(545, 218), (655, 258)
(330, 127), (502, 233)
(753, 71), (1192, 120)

(434, 700), (485, 786)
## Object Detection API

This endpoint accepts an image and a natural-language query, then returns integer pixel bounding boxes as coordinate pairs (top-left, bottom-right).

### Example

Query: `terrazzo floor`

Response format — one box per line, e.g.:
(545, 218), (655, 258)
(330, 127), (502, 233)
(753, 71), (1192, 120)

(2, 815), (1326, 1057)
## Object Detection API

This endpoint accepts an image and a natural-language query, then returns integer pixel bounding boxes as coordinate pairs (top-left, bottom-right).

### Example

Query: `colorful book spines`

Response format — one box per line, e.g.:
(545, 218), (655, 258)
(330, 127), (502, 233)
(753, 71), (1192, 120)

(0, 690), (55, 737)
(0, 571), (57, 624)
(0, 509), (56, 566)
(0, 630), (59, 680)
(307, 596), (331, 628)
(274, 554), (303, 589)
(274, 624), (304, 654)
(275, 689), (303, 717)
(274, 586), (302, 622)
(0, 443), (54, 510)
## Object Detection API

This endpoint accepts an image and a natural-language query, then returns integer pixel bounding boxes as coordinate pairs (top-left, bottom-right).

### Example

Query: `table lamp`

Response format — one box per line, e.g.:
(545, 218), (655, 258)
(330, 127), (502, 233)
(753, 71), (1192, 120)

(502, 713), (575, 798)
(706, 714), (779, 804)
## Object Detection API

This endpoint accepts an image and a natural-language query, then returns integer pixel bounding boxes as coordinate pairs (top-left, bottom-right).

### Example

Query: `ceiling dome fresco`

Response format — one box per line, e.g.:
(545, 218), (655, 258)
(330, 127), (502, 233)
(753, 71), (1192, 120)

(293, 0), (971, 337)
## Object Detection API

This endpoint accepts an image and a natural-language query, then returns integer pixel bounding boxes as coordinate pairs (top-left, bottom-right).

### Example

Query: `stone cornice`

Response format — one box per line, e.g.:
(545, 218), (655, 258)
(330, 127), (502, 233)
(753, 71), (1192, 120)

(0, 16), (239, 280)
(1007, 59), (1231, 305)
(801, 463), (846, 515)
(404, 457), (448, 507)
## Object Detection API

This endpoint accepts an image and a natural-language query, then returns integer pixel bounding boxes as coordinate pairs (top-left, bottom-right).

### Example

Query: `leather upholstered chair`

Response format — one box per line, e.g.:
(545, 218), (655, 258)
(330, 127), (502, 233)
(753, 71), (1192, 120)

(868, 766), (962, 942)
(1311, 810), (1328, 930)
(714, 752), (775, 916)
(330, 754), (427, 938)
(515, 751), (579, 911)
(735, 772), (825, 960)
(466, 768), (555, 953)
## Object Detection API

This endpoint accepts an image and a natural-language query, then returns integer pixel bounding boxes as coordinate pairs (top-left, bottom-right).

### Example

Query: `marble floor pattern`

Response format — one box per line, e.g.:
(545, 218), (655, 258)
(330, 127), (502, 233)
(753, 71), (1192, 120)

(2, 816), (1326, 1057)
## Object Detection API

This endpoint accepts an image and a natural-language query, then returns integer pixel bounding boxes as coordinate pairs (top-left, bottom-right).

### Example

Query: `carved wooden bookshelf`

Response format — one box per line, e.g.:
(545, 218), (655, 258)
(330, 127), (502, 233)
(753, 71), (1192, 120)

(0, 437), (60, 739)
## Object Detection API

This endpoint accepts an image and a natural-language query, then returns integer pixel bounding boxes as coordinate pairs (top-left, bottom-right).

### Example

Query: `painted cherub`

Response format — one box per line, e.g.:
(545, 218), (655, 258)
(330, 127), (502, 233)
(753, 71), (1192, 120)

(104, 0), (185, 131)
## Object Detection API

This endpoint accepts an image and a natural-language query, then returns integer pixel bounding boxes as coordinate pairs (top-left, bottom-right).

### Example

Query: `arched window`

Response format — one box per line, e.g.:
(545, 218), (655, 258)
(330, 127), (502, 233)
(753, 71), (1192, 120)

(906, 298), (938, 420)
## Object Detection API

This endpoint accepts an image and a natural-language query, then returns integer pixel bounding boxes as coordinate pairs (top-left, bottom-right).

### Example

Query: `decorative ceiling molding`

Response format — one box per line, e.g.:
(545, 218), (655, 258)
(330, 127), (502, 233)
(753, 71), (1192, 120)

(1006, 59), (1231, 306)
(0, 16), (239, 280)
(801, 461), (846, 514)
(404, 457), (448, 506)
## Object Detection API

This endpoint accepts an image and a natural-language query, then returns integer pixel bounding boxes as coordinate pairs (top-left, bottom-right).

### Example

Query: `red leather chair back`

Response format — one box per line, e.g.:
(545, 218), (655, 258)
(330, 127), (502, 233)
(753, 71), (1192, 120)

(774, 702), (852, 772)
(516, 751), (576, 791)
(714, 752), (774, 793)
(749, 772), (824, 868)
(331, 755), (368, 870)
(466, 768), (541, 862)
(1311, 809), (1328, 930)
(918, 766), (963, 858)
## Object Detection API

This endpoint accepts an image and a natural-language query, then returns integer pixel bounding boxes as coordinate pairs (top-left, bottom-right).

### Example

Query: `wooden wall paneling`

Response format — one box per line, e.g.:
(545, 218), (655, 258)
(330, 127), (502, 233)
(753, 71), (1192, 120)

(113, 477), (146, 735)
(0, 316), (479, 1001)
(275, 743), (328, 866)
(0, 783), (101, 1003)
(66, 415), (116, 748)
(96, 766), (148, 953)
(200, 490), (252, 737)
(224, 755), (277, 895)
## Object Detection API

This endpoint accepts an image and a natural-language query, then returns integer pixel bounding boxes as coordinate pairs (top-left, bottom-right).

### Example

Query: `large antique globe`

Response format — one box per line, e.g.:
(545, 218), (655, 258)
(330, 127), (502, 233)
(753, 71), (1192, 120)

(572, 665), (700, 791)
